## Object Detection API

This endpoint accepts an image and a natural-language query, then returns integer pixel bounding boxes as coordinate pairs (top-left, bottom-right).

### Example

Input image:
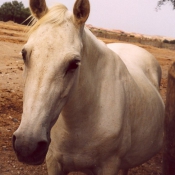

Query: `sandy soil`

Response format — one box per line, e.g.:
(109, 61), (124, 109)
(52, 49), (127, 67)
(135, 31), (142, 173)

(0, 21), (175, 175)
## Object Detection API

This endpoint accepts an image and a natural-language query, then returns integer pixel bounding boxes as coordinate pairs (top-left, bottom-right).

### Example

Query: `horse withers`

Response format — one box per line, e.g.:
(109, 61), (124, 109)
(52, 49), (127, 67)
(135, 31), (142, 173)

(13, 0), (164, 174)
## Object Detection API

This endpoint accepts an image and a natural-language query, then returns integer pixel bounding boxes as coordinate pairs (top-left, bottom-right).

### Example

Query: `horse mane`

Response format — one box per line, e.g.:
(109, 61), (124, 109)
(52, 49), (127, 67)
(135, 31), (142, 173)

(28, 3), (72, 36)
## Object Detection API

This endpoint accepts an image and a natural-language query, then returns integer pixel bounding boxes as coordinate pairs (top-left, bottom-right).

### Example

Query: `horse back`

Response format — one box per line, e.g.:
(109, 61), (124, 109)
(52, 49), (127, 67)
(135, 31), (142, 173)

(107, 43), (161, 90)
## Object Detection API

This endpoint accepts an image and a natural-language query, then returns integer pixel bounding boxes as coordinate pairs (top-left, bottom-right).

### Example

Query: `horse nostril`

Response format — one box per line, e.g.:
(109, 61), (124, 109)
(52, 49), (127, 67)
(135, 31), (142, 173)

(35, 141), (48, 154)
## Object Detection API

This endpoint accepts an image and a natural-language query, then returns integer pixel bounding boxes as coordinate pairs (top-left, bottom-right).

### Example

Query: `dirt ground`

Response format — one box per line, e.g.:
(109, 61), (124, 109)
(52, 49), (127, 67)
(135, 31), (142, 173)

(0, 21), (174, 175)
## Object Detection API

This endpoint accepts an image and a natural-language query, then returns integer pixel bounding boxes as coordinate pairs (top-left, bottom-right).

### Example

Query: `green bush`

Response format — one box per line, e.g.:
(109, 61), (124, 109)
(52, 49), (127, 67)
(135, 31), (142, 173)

(169, 40), (175, 44)
(163, 39), (170, 44)
(0, 1), (31, 25)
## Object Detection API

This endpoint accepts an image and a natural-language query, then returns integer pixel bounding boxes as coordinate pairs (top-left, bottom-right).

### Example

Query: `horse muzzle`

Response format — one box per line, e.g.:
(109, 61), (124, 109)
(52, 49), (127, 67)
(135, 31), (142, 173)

(12, 130), (50, 165)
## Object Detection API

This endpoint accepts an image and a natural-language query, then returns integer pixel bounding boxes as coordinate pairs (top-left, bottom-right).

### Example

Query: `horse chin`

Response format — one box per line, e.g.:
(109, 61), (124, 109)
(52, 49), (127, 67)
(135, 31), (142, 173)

(15, 148), (48, 165)
(18, 156), (45, 165)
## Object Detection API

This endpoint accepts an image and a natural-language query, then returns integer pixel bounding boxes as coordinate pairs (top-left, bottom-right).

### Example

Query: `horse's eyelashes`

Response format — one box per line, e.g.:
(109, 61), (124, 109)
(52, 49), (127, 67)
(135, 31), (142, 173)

(22, 49), (27, 62)
(66, 59), (80, 74)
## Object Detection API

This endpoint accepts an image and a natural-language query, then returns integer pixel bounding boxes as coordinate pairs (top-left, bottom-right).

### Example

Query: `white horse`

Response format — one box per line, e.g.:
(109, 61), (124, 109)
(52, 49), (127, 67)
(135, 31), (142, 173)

(13, 0), (164, 174)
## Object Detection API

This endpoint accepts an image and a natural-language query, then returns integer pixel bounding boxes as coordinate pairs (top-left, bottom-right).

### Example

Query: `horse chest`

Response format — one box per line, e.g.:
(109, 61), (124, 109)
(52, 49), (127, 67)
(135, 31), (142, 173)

(53, 128), (122, 172)
(61, 152), (98, 171)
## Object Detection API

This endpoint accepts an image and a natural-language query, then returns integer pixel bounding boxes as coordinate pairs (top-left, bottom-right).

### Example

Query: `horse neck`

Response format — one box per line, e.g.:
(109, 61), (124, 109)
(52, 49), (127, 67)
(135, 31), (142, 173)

(61, 27), (122, 128)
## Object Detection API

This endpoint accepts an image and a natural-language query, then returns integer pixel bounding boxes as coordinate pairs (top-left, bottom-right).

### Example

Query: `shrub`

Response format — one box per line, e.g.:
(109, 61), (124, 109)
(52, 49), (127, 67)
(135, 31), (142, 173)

(0, 1), (31, 25)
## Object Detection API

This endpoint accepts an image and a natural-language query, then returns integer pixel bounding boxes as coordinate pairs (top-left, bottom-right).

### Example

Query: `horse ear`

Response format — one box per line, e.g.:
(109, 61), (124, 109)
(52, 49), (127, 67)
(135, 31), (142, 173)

(29, 0), (48, 19)
(73, 0), (90, 24)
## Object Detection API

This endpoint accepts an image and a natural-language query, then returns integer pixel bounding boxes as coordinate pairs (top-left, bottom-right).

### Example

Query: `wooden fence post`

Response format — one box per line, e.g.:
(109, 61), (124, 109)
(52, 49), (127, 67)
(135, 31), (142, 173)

(163, 62), (175, 175)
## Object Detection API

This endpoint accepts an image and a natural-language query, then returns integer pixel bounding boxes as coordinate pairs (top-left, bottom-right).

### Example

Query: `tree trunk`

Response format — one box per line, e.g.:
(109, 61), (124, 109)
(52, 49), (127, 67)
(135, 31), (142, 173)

(163, 62), (175, 175)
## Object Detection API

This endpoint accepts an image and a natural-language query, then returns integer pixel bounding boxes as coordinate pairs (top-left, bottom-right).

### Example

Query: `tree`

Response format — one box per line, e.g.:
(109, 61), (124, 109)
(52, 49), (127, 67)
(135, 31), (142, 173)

(0, 1), (31, 24)
(157, 0), (175, 9)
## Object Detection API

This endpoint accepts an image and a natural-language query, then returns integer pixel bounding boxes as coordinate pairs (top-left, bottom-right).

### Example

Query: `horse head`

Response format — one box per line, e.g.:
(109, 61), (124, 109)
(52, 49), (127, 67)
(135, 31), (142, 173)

(13, 0), (90, 165)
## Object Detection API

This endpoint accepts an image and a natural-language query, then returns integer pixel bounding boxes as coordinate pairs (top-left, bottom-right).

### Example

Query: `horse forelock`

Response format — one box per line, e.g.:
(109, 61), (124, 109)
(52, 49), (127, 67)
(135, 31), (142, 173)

(28, 3), (72, 36)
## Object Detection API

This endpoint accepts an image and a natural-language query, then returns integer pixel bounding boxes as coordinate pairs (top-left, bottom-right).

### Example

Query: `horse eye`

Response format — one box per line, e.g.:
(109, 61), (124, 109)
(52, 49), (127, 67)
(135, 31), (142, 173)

(21, 49), (27, 61)
(66, 59), (80, 74)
